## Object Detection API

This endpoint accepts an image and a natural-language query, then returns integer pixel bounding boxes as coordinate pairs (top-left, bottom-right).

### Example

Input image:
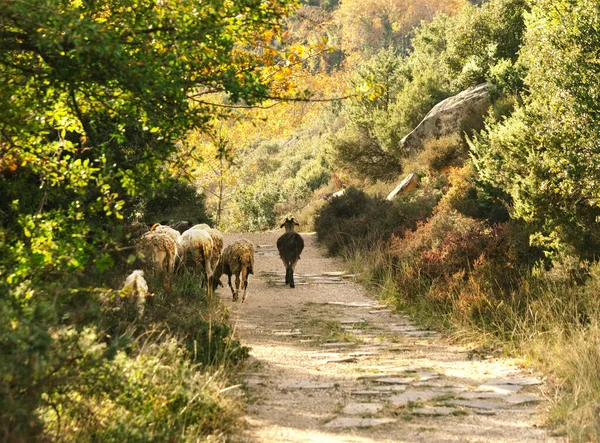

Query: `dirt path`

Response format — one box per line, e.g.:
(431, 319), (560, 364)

(220, 232), (560, 442)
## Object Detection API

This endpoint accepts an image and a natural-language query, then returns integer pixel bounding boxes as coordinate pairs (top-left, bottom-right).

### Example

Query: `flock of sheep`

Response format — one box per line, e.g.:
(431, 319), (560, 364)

(129, 216), (305, 303)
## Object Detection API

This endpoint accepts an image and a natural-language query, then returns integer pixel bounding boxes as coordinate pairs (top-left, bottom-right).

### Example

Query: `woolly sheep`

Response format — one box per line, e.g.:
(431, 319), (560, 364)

(276, 217), (304, 288)
(159, 220), (192, 234)
(178, 224), (223, 293)
(150, 223), (181, 243)
(215, 239), (255, 303)
(120, 269), (149, 317)
(189, 224), (224, 255)
(136, 229), (177, 277)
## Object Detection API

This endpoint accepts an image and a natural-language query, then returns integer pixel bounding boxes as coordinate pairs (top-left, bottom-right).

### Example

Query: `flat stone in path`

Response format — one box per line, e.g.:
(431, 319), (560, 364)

(357, 374), (395, 380)
(412, 379), (459, 388)
(389, 390), (439, 406)
(308, 353), (340, 359)
(412, 407), (459, 416)
(448, 400), (507, 410)
(363, 365), (420, 372)
(372, 385), (408, 392)
(505, 394), (543, 405)
(325, 357), (357, 363)
(279, 381), (336, 390)
(324, 418), (396, 429)
(459, 392), (508, 400)
(475, 410), (497, 416)
(341, 403), (384, 415)
(309, 279), (348, 285)
(320, 342), (354, 348)
(374, 377), (415, 385)
(388, 325), (421, 332)
(477, 384), (523, 394)
(350, 391), (393, 396)
(416, 371), (440, 381)
(324, 301), (378, 308)
(483, 377), (542, 386)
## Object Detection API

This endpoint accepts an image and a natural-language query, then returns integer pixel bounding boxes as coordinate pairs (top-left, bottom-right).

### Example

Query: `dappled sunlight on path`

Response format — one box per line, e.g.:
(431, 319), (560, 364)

(219, 232), (561, 442)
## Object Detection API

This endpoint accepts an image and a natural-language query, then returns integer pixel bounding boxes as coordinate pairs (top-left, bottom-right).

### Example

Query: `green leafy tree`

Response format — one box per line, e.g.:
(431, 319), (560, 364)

(442, 0), (527, 89)
(471, 0), (600, 255)
(232, 174), (284, 231)
(334, 48), (450, 180)
(0, 0), (296, 437)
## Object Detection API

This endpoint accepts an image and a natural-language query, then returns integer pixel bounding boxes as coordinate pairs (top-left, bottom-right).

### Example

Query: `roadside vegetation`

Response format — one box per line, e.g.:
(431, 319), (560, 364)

(0, 0), (293, 440)
(3, 0), (599, 440)
(311, 0), (600, 440)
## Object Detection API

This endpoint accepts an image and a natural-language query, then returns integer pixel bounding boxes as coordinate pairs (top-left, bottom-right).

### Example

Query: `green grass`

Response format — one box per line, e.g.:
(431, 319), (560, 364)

(37, 269), (248, 442)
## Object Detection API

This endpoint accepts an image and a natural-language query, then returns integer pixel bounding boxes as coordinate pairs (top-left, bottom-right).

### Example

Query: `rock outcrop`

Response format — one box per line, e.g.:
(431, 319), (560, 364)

(323, 189), (346, 201)
(400, 83), (492, 152)
(386, 173), (419, 201)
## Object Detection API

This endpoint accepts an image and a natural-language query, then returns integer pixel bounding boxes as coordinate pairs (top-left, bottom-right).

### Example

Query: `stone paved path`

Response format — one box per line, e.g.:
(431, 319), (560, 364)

(220, 232), (561, 442)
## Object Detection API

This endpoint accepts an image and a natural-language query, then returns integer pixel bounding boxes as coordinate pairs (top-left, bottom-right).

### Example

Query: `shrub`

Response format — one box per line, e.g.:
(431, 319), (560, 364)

(421, 135), (468, 173)
(315, 188), (392, 255)
(39, 338), (243, 442)
(332, 127), (402, 181)
(443, 0), (528, 90)
(435, 164), (510, 223)
(387, 204), (543, 326)
(471, 0), (600, 257)
(137, 178), (212, 225)
(315, 186), (441, 255)
(232, 175), (283, 232)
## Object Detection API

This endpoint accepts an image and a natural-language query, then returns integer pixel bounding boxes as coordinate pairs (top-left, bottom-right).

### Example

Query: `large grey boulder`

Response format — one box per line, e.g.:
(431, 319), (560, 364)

(400, 83), (492, 152)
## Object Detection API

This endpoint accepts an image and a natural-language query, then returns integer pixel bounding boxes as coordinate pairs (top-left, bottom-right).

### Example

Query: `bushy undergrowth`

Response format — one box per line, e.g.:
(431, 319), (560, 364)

(39, 339), (242, 442)
(137, 178), (213, 225)
(421, 135), (468, 173)
(318, 163), (600, 440)
(1, 265), (248, 441)
(314, 186), (441, 255)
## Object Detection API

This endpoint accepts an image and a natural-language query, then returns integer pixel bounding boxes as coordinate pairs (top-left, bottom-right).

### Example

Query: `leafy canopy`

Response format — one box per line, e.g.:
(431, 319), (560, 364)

(472, 0), (600, 255)
(0, 0), (296, 437)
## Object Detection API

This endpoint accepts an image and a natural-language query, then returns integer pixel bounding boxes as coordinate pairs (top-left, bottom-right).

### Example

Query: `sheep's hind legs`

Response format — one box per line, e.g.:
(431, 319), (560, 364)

(241, 268), (249, 303)
(234, 273), (241, 302)
(228, 275), (238, 301)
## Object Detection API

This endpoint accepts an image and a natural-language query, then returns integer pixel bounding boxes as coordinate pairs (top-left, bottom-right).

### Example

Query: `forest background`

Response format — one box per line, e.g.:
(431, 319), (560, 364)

(1, 0), (599, 440)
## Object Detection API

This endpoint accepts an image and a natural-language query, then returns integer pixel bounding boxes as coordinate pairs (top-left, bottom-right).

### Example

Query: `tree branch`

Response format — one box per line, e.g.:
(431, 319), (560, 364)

(187, 92), (355, 109)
